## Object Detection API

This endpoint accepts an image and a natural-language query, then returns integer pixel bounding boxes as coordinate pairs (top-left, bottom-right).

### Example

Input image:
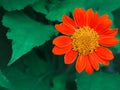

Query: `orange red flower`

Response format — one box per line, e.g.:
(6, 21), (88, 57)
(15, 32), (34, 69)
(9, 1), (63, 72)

(52, 8), (119, 74)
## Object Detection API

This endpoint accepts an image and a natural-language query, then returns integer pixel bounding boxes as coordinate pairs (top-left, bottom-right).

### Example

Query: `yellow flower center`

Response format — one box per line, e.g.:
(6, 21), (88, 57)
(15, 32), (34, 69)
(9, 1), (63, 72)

(71, 26), (99, 55)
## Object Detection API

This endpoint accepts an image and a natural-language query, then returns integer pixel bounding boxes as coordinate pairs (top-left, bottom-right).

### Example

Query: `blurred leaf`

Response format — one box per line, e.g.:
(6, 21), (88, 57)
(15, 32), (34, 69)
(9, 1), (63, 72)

(76, 72), (120, 90)
(86, 0), (120, 12)
(32, 0), (48, 14)
(0, 0), (39, 11)
(0, 71), (12, 89)
(51, 73), (67, 90)
(46, 0), (120, 21)
(2, 67), (51, 90)
(23, 50), (49, 76)
(45, 0), (86, 21)
(0, 87), (8, 90)
(2, 12), (57, 65)
(39, 0), (120, 21)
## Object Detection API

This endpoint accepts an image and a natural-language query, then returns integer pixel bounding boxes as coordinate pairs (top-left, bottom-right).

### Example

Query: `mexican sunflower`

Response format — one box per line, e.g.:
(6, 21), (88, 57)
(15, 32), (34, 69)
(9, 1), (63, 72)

(52, 8), (119, 74)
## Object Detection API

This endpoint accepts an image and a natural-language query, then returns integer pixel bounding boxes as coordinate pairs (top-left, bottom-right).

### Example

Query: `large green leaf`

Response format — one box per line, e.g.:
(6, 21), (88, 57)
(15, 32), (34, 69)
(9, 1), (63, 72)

(2, 12), (57, 65)
(2, 67), (51, 90)
(0, 0), (39, 11)
(0, 71), (12, 89)
(76, 72), (120, 90)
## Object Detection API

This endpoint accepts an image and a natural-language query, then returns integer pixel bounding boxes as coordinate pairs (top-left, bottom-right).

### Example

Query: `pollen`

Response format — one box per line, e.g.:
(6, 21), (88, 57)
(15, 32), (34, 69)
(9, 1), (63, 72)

(71, 26), (99, 55)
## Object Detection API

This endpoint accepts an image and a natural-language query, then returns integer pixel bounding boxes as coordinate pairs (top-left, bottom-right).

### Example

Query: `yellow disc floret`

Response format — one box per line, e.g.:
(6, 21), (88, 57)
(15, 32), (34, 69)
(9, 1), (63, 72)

(71, 26), (99, 55)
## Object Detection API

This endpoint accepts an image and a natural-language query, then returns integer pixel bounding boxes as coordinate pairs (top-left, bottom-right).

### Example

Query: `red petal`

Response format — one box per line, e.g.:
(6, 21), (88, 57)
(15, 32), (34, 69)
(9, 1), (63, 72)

(53, 36), (72, 47)
(86, 8), (94, 27)
(90, 12), (99, 28)
(89, 52), (99, 71)
(85, 55), (93, 75)
(98, 14), (109, 22)
(95, 47), (114, 60)
(94, 14), (108, 28)
(55, 23), (75, 35)
(99, 35), (119, 47)
(64, 50), (78, 64)
(102, 28), (118, 36)
(62, 15), (76, 29)
(52, 45), (72, 55)
(94, 52), (109, 66)
(76, 55), (86, 73)
(93, 14), (111, 34)
(94, 19), (112, 34)
(74, 8), (85, 28)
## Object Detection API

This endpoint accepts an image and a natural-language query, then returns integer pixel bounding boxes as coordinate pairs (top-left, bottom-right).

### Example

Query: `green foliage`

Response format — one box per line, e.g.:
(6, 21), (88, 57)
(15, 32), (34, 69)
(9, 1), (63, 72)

(23, 50), (49, 76)
(32, 0), (48, 14)
(76, 72), (120, 90)
(2, 12), (57, 65)
(86, 0), (120, 12)
(2, 67), (51, 90)
(0, 71), (12, 89)
(114, 35), (120, 52)
(0, 0), (120, 90)
(32, 0), (86, 21)
(32, 0), (120, 21)
(45, 0), (85, 21)
(0, 49), (70, 90)
(51, 73), (67, 90)
(0, 0), (39, 11)
(112, 8), (120, 52)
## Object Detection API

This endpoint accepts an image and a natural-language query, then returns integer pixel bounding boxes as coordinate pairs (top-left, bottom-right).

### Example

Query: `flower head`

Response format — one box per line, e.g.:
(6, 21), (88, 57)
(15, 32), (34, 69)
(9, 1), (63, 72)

(52, 8), (119, 74)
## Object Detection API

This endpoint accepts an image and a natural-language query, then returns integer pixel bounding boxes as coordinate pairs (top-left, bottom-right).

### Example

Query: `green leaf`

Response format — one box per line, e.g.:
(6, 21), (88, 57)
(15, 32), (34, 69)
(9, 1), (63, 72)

(76, 72), (120, 90)
(32, 0), (48, 14)
(2, 12), (57, 65)
(2, 67), (51, 90)
(0, 0), (39, 11)
(45, 0), (86, 21)
(0, 71), (12, 89)
(42, 0), (120, 21)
